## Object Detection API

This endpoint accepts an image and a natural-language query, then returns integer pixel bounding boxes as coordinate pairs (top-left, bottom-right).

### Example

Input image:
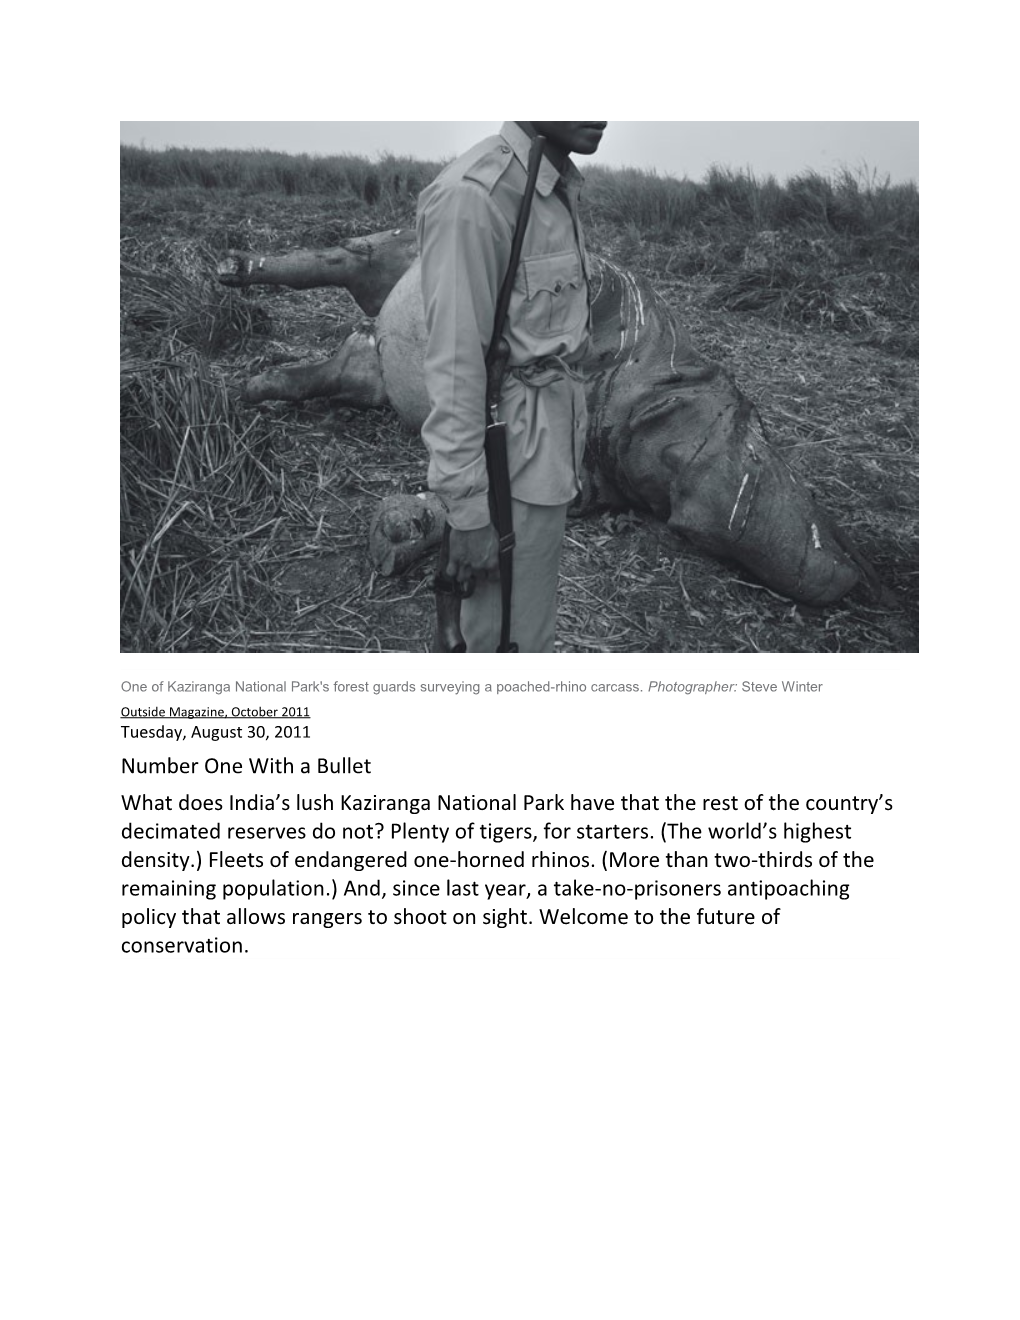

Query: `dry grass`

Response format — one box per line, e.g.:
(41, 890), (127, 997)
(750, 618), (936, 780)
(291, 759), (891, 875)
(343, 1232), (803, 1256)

(702, 230), (917, 356)
(122, 242), (271, 355)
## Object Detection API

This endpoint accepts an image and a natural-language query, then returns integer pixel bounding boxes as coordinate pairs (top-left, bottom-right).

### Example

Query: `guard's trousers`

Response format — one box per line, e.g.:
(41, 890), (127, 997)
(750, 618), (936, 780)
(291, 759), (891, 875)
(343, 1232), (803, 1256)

(461, 500), (570, 654)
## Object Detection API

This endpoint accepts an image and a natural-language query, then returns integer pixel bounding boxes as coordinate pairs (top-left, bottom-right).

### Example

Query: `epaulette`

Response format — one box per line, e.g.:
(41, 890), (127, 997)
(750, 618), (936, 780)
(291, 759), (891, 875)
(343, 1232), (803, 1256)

(462, 143), (518, 195)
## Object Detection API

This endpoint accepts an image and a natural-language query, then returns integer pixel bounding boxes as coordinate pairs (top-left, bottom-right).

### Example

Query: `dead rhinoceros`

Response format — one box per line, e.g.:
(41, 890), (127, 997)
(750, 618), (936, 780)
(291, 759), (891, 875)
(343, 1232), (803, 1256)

(219, 228), (873, 605)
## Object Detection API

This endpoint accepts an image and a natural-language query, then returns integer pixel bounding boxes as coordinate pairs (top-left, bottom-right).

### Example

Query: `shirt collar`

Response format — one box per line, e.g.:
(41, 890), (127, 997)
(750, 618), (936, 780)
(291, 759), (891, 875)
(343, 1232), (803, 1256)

(500, 121), (583, 199)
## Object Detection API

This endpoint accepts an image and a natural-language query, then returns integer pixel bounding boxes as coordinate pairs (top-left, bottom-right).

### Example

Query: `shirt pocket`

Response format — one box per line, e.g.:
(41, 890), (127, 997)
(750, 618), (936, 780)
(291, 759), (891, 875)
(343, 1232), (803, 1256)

(518, 250), (587, 340)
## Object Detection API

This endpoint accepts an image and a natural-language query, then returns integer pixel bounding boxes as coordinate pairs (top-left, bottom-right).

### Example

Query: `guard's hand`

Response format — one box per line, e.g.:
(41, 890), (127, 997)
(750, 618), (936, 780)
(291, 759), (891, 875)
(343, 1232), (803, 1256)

(446, 523), (498, 587)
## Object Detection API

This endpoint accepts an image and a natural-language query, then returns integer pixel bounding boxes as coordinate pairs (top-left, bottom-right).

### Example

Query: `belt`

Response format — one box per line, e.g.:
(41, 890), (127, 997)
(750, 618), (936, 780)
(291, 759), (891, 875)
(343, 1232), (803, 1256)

(506, 354), (586, 389)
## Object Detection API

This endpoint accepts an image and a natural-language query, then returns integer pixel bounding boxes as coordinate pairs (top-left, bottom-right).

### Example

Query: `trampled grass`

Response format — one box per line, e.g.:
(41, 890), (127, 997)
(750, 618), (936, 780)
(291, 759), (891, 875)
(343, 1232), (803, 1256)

(120, 354), (278, 650)
(122, 238), (272, 354)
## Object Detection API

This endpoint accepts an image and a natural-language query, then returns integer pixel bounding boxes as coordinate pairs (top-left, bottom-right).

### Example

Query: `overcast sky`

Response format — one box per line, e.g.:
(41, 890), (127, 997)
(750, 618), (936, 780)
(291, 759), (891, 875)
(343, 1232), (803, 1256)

(120, 121), (918, 184)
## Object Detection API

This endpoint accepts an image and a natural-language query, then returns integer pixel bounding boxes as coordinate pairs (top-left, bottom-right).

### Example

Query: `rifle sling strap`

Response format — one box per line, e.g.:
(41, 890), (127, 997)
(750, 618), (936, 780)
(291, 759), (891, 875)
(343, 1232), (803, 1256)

(483, 133), (546, 654)
(484, 423), (516, 652)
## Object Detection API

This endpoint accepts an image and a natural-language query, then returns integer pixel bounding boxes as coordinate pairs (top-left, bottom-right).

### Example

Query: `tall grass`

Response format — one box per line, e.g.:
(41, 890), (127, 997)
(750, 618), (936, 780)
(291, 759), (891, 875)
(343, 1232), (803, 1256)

(584, 163), (917, 268)
(121, 144), (441, 203)
(581, 166), (704, 230)
(123, 145), (917, 273)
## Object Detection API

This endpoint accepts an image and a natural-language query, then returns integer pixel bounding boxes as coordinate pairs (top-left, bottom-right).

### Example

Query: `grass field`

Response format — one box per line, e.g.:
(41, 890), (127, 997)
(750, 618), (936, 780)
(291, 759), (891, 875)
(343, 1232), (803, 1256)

(120, 145), (918, 654)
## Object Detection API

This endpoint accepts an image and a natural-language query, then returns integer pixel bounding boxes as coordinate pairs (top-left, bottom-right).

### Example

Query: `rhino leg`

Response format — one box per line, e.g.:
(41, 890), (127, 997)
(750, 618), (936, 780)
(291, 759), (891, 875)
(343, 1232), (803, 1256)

(216, 228), (418, 316)
(662, 405), (862, 606)
(242, 325), (387, 408)
(368, 492), (447, 576)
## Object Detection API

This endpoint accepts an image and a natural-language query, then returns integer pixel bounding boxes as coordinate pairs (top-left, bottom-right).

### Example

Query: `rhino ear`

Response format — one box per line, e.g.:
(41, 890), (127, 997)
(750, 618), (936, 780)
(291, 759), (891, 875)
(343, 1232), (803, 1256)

(660, 443), (690, 481)
(660, 443), (681, 470)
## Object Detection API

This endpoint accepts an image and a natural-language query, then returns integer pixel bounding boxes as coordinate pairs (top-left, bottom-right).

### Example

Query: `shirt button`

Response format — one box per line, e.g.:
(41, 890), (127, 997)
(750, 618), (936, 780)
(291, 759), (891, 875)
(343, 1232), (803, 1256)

(554, 281), (563, 293)
(500, 145), (510, 153)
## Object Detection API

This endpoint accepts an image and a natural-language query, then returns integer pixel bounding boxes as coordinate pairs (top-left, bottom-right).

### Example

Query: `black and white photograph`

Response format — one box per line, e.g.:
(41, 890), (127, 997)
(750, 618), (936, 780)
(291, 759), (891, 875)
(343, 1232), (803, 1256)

(121, 121), (918, 653)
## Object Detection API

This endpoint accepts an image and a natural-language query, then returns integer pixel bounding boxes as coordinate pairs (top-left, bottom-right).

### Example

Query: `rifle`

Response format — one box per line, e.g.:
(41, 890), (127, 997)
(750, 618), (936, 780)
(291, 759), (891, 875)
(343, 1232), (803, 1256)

(432, 133), (546, 653)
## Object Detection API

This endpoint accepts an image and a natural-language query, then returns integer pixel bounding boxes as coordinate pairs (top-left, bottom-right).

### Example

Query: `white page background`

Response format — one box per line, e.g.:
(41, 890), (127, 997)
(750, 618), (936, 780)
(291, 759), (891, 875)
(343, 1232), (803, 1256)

(7, 12), (1014, 1319)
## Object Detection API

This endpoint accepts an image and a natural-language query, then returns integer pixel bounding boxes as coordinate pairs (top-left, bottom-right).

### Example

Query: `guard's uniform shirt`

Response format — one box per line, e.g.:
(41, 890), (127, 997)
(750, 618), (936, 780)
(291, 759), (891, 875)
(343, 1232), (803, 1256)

(417, 121), (590, 531)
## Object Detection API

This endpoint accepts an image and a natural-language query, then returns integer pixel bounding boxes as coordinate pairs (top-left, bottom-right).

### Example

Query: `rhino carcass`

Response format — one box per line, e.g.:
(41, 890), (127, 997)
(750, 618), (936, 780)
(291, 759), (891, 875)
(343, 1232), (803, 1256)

(219, 229), (871, 605)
